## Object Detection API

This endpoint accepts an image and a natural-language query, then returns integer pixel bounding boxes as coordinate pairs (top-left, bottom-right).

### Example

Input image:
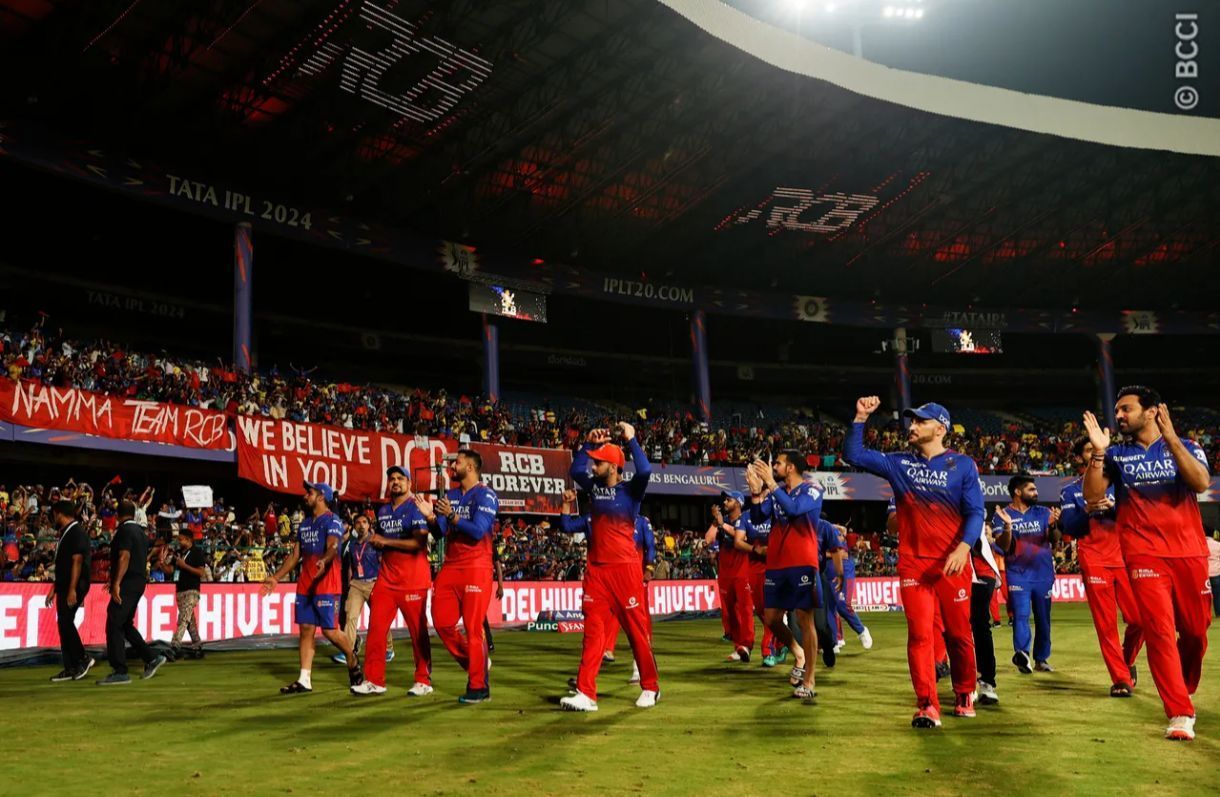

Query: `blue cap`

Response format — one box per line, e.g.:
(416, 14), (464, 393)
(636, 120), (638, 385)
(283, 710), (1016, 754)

(303, 481), (335, 502)
(903, 402), (951, 429)
(385, 465), (408, 479)
(721, 490), (746, 505)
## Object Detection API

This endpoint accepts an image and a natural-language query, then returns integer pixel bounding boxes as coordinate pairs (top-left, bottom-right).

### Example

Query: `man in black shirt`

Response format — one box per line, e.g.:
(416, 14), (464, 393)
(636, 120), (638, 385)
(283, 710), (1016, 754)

(98, 502), (167, 685)
(167, 528), (207, 658)
(48, 500), (93, 682)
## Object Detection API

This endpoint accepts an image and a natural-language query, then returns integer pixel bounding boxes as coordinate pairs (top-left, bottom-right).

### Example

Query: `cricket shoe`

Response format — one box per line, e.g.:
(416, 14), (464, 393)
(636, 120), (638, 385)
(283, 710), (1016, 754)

(351, 681), (387, 696)
(911, 707), (942, 729)
(953, 692), (976, 718)
(407, 682), (434, 697)
(560, 692), (599, 712)
(1165, 716), (1195, 741)
(628, 662), (641, 685)
(976, 681), (1000, 705)
(859, 627), (874, 650)
(1012, 651), (1033, 674)
(635, 690), (660, 708)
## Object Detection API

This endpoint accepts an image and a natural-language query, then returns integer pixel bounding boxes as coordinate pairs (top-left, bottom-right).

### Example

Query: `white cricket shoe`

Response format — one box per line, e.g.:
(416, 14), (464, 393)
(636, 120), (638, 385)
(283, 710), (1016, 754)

(977, 681), (999, 705)
(350, 681), (387, 696)
(560, 692), (599, 712)
(406, 682), (434, 697)
(859, 627), (874, 650)
(628, 662), (641, 685)
(1165, 715), (1196, 741)
(635, 690), (660, 708)
(833, 641), (845, 654)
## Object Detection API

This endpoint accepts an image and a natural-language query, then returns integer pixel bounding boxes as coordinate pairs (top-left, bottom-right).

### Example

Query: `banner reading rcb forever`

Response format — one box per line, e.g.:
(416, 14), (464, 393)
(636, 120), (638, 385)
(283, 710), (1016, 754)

(472, 443), (571, 514)
(235, 416), (455, 500)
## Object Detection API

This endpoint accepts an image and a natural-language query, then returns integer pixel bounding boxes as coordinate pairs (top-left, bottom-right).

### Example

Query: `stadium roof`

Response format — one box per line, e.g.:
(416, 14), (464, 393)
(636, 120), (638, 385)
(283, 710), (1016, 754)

(1, 0), (1218, 313)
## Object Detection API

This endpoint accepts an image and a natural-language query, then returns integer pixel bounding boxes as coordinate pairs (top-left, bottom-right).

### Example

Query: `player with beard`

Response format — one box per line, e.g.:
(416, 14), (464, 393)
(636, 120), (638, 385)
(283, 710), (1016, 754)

(560, 423), (658, 712)
(1084, 386), (1212, 741)
(993, 476), (1060, 674)
(1061, 436), (1143, 698)
(707, 492), (757, 663)
(844, 398), (983, 728)
(416, 450), (499, 704)
(747, 450), (824, 699)
(261, 483), (363, 694)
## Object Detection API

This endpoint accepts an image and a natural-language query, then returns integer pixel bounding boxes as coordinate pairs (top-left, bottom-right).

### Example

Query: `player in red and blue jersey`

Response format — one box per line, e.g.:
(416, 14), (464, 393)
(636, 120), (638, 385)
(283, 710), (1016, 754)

(351, 466), (433, 697)
(991, 476), (1060, 675)
(560, 491), (656, 685)
(844, 397), (984, 728)
(1084, 386), (1212, 741)
(261, 482), (363, 694)
(561, 423), (659, 712)
(744, 508), (779, 666)
(1061, 436), (1143, 698)
(747, 449), (824, 699)
(707, 491), (757, 663)
(416, 449), (499, 705)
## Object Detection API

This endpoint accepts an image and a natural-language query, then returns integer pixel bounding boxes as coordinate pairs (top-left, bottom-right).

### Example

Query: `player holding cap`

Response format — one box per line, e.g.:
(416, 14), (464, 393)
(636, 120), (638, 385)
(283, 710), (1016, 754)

(706, 491), (756, 663)
(561, 422), (658, 712)
(844, 398), (984, 728)
(1083, 386), (1212, 741)
(351, 465), (433, 697)
(261, 482), (363, 694)
(1060, 436), (1143, 698)
(415, 449), (499, 705)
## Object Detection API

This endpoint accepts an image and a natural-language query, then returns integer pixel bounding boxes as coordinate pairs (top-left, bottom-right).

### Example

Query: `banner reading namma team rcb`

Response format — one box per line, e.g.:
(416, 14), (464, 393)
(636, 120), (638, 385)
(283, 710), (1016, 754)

(0, 380), (228, 449)
(235, 416), (455, 500)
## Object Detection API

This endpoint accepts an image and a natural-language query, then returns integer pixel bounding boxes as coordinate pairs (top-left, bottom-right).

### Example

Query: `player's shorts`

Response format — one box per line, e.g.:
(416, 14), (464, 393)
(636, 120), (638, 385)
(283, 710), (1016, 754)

(764, 566), (819, 611)
(295, 593), (339, 629)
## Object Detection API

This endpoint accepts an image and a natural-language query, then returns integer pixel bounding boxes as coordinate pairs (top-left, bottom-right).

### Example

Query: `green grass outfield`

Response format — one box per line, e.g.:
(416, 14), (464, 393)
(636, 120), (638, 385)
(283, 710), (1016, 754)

(3, 604), (1217, 797)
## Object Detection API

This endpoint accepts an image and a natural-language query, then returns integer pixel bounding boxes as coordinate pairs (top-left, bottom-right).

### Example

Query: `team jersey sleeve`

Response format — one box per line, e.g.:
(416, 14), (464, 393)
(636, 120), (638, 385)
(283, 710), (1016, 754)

(559, 513), (591, 535)
(570, 444), (595, 492)
(326, 516), (345, 542)
(640, 519), (657, 564)
(817, 520), (842, 552)
(626, 438), (652, 500)
(1058, 486), (1089, 538)
(842, 422), (895, 479)
(1185, 439), (1211, 470)
(957, 459), (985, 547)
(408, 506), (430, 536)
(452, 488), (499, 541)
(748, 495), (773, 523)
(771, 482), (823, 519)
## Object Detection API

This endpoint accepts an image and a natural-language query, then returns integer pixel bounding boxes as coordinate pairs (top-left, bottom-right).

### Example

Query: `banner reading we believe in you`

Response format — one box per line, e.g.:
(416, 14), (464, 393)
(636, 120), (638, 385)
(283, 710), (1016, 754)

(235, 418), (572, 511)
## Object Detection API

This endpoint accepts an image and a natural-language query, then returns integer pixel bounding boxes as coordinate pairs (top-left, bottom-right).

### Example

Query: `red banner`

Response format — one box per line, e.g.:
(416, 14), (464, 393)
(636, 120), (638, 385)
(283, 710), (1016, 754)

(0, 380), (229, 449)
(0, 576), (1091, 650)
(235, 416), (456, 500)
(471, 443), (572, 515)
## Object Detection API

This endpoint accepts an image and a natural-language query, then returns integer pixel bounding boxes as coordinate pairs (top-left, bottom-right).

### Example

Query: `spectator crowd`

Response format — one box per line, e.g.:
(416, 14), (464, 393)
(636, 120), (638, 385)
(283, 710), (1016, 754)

(6, 317), (1219, 474)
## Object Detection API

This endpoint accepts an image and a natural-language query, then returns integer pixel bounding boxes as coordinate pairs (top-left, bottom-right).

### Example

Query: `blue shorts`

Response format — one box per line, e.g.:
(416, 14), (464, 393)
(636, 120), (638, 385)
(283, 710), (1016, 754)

(295, 593), (339, 629)
(764, 566), (820, 611)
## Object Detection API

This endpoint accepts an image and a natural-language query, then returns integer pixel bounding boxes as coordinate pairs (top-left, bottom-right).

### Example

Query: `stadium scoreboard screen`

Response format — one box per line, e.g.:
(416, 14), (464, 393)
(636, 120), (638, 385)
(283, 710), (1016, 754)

(468, 283), (547, 323)
(930, 328), (1003, 355)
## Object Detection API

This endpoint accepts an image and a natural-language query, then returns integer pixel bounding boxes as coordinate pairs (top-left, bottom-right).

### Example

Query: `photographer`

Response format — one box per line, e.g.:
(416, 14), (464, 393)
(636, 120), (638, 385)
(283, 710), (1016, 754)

(164, 528), (207, 659)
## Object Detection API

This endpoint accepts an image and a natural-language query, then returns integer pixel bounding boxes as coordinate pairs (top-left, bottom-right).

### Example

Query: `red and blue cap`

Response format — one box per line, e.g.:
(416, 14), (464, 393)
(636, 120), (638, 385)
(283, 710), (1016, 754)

(903, 402), (951, 430)
(303, 481), (336, 502)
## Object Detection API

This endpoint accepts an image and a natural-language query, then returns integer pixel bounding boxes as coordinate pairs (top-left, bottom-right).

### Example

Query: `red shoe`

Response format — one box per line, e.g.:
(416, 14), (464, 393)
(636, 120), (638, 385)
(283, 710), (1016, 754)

(954, 692), (976, 718)
(911, 706), (942, 729)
